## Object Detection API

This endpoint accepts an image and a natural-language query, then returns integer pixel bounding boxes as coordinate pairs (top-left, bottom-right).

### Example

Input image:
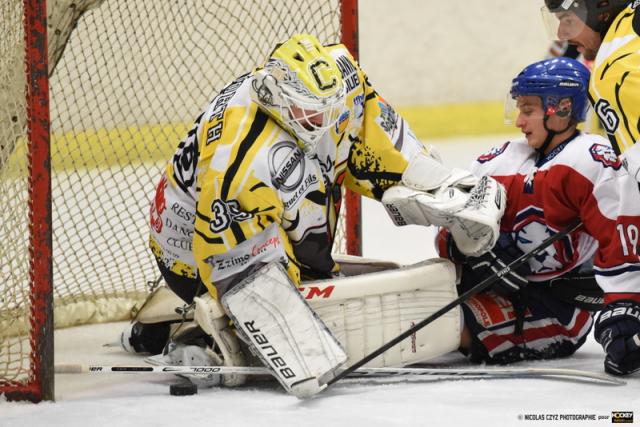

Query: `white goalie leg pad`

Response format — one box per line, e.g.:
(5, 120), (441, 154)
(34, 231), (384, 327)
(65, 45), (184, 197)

(221, 262), (347, 398)
(193, 293), (247, 386)
(120, 285), (193, 354)
(302, 258), (461, 367)
(332, 253), (401, 276)
(132, 285), (192, 323)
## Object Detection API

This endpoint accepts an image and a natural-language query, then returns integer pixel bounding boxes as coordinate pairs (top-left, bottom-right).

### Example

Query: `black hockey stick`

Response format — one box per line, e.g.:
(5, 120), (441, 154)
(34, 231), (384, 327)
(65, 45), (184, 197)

(326, 218), (583, 387)
(55, 363), (624, 385)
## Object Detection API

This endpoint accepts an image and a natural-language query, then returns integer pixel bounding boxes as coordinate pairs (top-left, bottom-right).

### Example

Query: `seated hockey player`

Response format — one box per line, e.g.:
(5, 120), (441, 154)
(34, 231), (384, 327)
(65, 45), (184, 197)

(437, 57), (640, 376)
(122, 33), (507, 397)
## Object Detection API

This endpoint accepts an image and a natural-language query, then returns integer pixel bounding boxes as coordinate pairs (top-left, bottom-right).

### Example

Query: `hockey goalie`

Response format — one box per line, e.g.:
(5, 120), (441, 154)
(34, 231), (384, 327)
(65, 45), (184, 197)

(121, 33), (507, 397)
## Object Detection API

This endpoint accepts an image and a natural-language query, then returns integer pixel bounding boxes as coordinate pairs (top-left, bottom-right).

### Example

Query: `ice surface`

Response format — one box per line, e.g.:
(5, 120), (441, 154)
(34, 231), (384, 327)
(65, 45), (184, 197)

(2, 321), (638, 427)
(2, 135), (638, 426)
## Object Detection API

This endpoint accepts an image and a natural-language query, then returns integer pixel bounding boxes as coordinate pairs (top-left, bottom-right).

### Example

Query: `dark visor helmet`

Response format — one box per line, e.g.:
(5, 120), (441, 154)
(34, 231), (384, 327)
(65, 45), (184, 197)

(544, 0), (632, 35)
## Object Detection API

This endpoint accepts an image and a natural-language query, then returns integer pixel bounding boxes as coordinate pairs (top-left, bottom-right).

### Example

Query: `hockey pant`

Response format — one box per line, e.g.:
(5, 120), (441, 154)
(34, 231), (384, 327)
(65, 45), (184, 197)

(156, 259), (207, 303)
(462, 286), (594, 364)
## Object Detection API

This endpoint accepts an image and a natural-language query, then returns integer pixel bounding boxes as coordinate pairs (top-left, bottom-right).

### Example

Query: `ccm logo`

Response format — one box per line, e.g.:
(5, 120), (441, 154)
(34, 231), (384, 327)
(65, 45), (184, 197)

(299, 285), (335, 299)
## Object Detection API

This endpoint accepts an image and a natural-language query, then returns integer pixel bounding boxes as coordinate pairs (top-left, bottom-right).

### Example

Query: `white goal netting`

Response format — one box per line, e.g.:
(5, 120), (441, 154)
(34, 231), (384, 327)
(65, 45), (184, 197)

(1, 0), (353, 394)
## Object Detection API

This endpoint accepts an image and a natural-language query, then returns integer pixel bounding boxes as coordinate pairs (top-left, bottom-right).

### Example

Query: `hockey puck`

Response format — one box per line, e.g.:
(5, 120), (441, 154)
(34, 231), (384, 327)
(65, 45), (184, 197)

(169, 383), (198, 396)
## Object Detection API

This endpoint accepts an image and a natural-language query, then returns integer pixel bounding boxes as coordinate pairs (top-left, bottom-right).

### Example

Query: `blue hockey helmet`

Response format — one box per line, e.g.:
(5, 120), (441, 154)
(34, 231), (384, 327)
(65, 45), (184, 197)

(508, 57), (590, 123)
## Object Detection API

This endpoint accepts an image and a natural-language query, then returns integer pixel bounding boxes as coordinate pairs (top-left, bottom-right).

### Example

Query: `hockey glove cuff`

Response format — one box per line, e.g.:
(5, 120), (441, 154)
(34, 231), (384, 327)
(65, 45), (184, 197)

(466, 233), (530, 296)
(595, 300), (640, 376)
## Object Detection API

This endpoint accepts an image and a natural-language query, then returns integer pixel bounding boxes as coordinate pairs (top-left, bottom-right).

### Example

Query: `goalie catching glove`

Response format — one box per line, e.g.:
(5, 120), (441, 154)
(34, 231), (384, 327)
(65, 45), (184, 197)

(382, 149), (506, 257)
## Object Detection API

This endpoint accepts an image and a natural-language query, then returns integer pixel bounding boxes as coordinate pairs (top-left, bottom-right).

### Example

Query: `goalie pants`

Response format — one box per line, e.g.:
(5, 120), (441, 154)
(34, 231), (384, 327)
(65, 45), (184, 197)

(461, 286), (594, 364)
(156, 259), (207, 303)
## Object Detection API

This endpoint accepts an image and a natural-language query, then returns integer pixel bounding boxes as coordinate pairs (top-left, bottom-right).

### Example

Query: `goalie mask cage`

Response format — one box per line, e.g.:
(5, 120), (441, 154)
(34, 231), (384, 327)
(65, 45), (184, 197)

(1, 0), (360, 402)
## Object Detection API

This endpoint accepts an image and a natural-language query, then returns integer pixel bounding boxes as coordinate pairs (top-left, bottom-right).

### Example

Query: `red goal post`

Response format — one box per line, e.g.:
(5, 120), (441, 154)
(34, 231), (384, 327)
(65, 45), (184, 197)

(1, 0), (360, 402)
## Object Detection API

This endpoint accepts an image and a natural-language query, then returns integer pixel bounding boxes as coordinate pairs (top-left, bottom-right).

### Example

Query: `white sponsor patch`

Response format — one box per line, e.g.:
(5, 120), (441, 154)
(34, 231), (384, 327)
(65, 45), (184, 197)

(150, 176), (197, 269)
(269, 140), (306, 191)
(204, 223), (287, 282)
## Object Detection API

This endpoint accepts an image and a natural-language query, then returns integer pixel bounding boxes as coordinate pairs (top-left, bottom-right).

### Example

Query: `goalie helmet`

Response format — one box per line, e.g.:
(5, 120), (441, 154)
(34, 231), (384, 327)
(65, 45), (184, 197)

(507, 57), (590, 123)
(250, 33), (346, 156)
(542, 0), (632, 37)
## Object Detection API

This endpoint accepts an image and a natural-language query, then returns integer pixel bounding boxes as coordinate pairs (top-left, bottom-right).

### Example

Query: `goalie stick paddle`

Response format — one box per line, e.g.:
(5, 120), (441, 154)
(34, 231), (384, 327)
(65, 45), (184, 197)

(54, 364), (625, 385)
(326, 218), (584, 388)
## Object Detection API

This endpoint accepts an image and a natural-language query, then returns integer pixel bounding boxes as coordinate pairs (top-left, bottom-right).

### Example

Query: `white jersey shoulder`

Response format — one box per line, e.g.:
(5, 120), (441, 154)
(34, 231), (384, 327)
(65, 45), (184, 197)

(539, 133), (624, 182)
(471, 134), (625, 184)
(471, 138), (534, 177)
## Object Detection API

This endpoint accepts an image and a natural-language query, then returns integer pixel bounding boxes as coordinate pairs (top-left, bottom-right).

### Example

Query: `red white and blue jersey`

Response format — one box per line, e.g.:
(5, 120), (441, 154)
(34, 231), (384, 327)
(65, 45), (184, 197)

(461, 132), (640, 306)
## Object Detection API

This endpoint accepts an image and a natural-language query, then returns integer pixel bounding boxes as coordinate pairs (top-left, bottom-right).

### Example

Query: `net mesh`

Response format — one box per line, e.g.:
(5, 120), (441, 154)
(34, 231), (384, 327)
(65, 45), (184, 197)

(1, 0), (348, 393)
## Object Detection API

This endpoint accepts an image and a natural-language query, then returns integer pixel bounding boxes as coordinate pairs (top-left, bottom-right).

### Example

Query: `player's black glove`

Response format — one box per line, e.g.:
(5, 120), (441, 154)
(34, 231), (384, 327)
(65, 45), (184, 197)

(594, 300), (640, 376)
(465, 233), (530, 296)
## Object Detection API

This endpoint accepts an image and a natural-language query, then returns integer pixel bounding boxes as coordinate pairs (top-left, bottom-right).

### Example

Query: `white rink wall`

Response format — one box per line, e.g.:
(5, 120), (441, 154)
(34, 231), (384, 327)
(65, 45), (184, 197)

(359, 0), (549, 106)
(46, 1), (549, 133)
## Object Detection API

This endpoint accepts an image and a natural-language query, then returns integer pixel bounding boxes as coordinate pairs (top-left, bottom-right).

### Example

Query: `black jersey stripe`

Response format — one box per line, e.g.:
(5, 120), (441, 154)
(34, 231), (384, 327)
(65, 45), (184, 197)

(257, 206), (276, 213)
(221, 109), (268, 200)
(230, 222), (245, 244)
(195, 209), (211, 222)
(249, 182), (269, 192)
(194, 228), (224, 244)
(615, 71), (638, 146)
(599, 52), (632, 80)
(614, 10), (635, 34)
(218, 109), (268, 245)
(195, 209), (226, 244)
(286, 254), (302, 271)
(585, 91), (623, 154)
(256, 215), (275, 231)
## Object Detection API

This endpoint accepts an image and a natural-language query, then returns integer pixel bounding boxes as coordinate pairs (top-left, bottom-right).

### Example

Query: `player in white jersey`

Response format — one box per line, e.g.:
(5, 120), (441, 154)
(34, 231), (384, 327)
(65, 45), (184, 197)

(438, 57), (640, 375)
(122, 34), (506, 396)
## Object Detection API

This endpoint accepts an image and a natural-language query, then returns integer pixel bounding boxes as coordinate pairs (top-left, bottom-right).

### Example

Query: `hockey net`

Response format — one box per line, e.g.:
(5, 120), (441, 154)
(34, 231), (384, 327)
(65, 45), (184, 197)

(1, 0), (360, 401)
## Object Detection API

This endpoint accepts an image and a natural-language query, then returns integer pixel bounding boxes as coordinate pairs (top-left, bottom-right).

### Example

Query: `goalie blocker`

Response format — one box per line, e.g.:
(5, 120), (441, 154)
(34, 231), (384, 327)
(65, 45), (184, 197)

(382, 150), (506, 257)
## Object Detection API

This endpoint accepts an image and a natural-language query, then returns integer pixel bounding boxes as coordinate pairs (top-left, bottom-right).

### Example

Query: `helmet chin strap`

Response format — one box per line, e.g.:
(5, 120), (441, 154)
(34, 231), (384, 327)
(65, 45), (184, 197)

(540, 111), (573, 156)
(540, 118), (556, 156)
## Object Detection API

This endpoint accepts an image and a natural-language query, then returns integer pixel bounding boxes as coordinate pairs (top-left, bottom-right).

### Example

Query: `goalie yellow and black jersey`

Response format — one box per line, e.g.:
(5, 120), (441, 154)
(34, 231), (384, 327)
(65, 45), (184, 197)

(589, 4), (640, 159)
(149, 44), (427, 299)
